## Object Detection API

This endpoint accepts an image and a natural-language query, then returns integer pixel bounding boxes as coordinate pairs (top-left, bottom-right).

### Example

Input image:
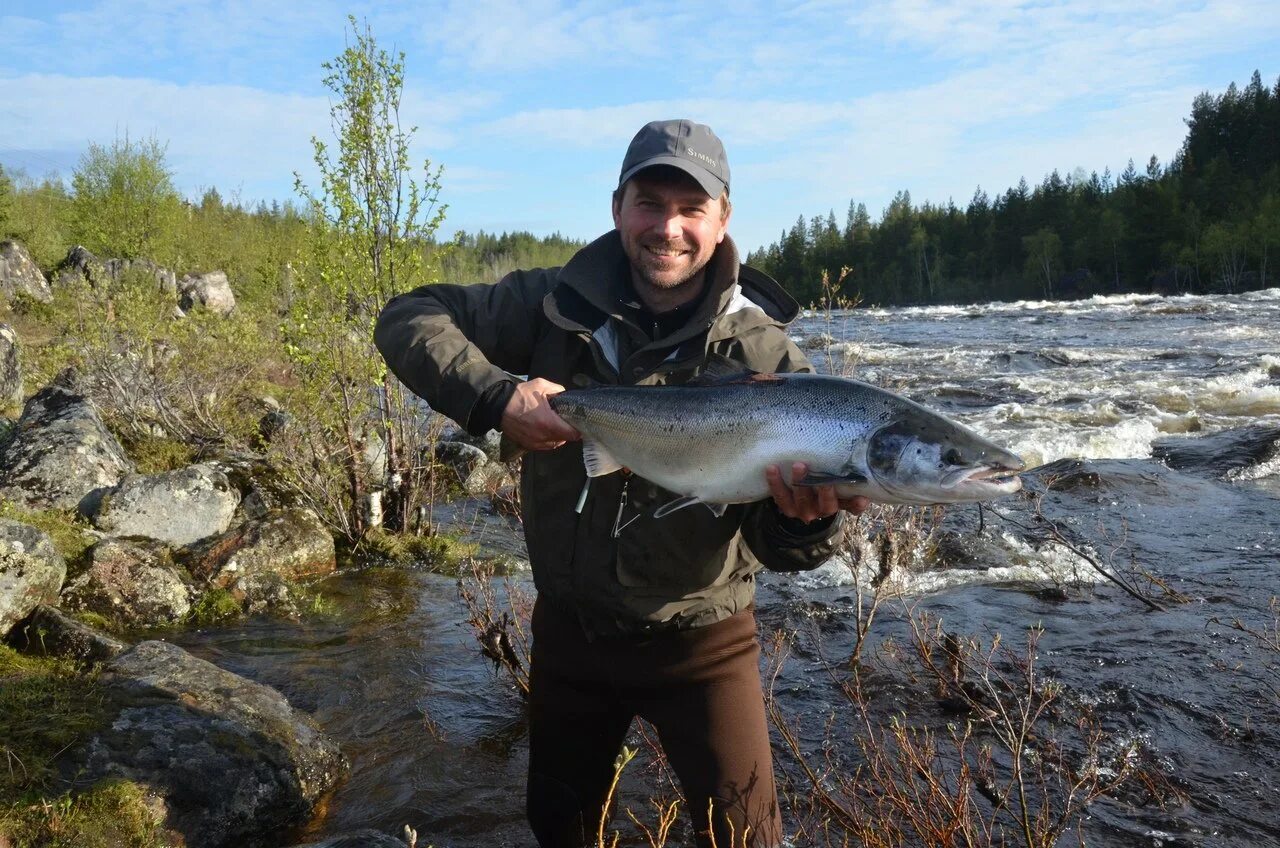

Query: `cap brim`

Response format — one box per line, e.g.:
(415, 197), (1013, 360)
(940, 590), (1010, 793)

(618, 155), (726, 199)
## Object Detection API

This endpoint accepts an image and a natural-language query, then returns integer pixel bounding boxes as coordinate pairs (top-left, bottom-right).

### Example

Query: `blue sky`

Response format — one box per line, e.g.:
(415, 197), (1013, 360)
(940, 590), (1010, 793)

(2, 1), (1278, 256)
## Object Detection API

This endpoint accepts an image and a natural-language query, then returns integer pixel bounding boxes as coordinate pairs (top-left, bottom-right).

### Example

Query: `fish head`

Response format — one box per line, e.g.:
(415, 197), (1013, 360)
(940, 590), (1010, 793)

(865, 415), (1025, 504)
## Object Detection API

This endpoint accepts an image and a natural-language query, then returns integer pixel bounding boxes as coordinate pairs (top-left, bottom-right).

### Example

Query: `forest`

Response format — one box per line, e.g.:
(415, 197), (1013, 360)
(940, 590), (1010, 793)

(747, 71), (1280, 306)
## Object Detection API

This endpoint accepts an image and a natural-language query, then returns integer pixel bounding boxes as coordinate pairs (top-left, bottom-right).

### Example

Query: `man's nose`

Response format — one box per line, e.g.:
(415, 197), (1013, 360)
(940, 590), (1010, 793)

(655, 211), (682, 240)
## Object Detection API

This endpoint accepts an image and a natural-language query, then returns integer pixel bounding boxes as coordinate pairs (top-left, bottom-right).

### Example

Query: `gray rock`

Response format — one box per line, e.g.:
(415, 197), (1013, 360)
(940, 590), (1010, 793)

(0, 519), (66, 635)
(0, 375), (133, 511)
(462, 461), (513, 496)
(258, 409), (294, 443)
(6, 603), (127, 663)
(0, 322), (23, 409)
(186, 508), (336, 597)
(63, 538), (192, 626)
(103, 257), (178, 295)
(434, 440), (490, 481)
(74, 640), (348, 848)
(286, 830), (408, 848)
(91, 463), (239, 546)
(178, 271), (236, 316)
(799, 332), (835, 351)
(53, 244), (107, 288)
(0, 239), (52, 303)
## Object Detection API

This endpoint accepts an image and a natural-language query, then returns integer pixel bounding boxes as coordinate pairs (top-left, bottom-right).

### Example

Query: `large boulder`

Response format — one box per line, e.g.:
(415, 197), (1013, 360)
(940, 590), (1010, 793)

(178, 271), (236, 316)
(104, 257), (178, 295)
(90, 463), (239, 546)
(0, 374), (133, 511)
(0, 322), (23, 409)
(53, 244), (108, 288)
(72, 640), (348, 848)
(6, 603), (127, 663)
(185, 508), (336, 604)
(62, 538), (192, 627)
(0, 519), (66, 635)
(0, 239), (52, 303)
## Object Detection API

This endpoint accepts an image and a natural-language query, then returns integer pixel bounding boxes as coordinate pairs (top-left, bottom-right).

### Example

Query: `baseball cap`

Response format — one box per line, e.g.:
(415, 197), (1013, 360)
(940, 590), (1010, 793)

(618, 119), (729, 199)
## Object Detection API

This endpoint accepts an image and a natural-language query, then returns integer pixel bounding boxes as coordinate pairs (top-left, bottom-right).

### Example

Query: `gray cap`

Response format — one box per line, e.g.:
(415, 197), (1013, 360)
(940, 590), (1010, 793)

(618, 119), (729, 199)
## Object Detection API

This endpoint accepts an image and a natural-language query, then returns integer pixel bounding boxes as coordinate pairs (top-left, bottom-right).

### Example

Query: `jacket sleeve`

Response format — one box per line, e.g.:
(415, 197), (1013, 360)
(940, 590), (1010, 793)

(732, 325), (847, 571)
(373, 269), (555, 432)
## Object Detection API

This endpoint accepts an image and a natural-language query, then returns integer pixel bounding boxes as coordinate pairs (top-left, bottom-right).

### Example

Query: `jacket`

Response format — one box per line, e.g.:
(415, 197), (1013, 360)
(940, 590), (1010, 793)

(375, 231), (844, 637)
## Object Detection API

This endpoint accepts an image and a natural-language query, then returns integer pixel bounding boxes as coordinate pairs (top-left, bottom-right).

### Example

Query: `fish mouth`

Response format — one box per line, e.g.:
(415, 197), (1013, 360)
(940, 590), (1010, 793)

(941, 464), (1025, 492)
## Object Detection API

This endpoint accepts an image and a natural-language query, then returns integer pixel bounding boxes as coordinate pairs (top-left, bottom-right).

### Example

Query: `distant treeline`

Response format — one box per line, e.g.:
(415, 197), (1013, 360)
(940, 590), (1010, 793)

(746, 71), (1280, 306)
(0, 164), (581, 297)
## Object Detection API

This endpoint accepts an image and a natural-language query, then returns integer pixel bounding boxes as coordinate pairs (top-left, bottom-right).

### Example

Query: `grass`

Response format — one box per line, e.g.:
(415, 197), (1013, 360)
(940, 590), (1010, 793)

(0, 646), (170, 847)
(0, 501), (95, 577)
(339, 528), (478, 571)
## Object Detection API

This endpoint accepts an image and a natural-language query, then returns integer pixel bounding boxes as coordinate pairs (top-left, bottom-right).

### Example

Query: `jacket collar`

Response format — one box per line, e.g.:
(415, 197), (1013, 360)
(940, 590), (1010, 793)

(544, 230), (799, 338)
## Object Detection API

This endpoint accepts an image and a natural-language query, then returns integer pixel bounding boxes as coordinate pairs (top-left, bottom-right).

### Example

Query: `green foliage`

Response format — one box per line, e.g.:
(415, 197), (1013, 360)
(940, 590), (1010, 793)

(0, 500), (95, 575)
(70, 134), (184, 263)
(3, 173), (73, 270)
(0, 164), (12, 234)
(284, 16), (448, 540)
(0, 778), (168, 848)
(0, 650), (119, 830)
(185, 588), (242, 626)
(750, 71), (1280, 304)
(343, 528), (477, 570)
(121, 434), (197, 474)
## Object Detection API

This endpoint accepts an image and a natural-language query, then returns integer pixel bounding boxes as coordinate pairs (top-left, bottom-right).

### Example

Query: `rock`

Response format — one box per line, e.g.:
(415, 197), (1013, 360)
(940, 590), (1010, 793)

(799, 332), (835, 351)
(74, 640), (348, 848)
(62, 538), (192, 626)
(0, 519), (66, 635)
(178, 271), (236, 316)
(440, 425), (502, 461)
(0, 239), (52, 303)
(286, 830), (409, 848)
(6, 603), (127, 663)
(90, 463), (239, 546)
(434, 440), (489, 480)
(53, 244), (108, 288)
(0, 322), (23, 409)
(185, 508), (336, 597)
(0, 374), (133, 511)
(104, 257), (178, 295)
(258, 409), (294, 443)
(462, 461), (513, 496)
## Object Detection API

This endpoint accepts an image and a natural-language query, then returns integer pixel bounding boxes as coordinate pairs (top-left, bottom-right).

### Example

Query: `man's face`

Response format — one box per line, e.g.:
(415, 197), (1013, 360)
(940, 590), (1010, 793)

(612, 168), (730, 294)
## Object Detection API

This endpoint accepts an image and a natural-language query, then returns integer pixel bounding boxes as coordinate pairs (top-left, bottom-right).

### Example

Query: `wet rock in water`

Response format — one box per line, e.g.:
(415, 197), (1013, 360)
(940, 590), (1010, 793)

(72, 640), (348, 848)
(89, 463), (240, 546)
(0, 239), (52, 303)
(0, 322), (23, 409)
(184, 507), (336, 602)
(799, 332), (835, 351)
(7, 603), (127, 662)
(62, 538), (192, 627)
(0, 519), (66, 635)
(1153, 425), (1280, 477)
(1035, 458), (1105, 490)
(286, 830), (409, 848)
(177, 270), (236, 316)
(0, 373), (134, 511)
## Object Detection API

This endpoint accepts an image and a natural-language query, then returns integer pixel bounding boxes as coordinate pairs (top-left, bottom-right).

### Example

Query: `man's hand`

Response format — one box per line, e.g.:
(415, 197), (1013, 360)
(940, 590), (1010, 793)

(500, 378), (581, 452)
(766, 462), (870, 523)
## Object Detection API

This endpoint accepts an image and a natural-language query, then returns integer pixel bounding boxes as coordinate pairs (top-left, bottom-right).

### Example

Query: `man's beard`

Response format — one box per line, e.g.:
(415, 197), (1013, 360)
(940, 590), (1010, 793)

(632, 241), (707, 291)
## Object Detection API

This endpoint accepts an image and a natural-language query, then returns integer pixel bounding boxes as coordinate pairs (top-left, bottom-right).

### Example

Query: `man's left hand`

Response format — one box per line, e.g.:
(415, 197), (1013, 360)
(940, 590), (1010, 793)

(766, 462), (870, 523)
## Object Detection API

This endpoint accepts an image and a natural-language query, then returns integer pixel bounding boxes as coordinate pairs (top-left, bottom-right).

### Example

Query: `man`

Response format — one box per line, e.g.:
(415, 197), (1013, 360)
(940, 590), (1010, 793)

(375, 119), (867, 848)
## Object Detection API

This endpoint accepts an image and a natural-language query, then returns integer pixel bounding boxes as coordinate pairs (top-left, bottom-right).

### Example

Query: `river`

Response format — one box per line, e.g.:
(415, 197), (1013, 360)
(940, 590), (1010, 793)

(173, 288), (1280, 847)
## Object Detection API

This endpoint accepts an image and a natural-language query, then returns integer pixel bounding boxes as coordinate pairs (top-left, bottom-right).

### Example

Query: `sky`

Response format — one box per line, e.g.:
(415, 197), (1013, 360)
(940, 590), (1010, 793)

(2, 1), (1278, 256)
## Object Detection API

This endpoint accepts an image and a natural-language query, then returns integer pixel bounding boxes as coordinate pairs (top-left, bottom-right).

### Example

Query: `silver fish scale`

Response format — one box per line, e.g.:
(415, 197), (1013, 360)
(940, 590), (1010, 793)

(552, 374), (905, 503)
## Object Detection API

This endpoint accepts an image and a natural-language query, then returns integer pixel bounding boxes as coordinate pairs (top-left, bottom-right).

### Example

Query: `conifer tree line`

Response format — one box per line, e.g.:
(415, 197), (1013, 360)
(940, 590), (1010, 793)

(746, 72), (1280, 306)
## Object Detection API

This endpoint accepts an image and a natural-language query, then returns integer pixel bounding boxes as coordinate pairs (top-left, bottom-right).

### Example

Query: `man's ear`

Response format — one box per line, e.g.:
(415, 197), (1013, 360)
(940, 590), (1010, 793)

(717, 202), (732, 243)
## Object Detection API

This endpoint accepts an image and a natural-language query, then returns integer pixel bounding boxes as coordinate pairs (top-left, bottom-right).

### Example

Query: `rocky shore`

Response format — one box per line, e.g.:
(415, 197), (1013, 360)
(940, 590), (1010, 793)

(0, 239), (510, 846)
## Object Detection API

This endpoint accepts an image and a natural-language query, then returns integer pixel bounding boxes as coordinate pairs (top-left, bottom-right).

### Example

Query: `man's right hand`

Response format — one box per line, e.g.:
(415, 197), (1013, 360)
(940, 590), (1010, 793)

(500, 378), (581, 452)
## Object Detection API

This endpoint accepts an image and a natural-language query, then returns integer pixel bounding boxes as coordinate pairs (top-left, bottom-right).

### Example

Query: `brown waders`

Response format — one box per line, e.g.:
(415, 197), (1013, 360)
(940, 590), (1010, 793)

(527, 598), (782, 848)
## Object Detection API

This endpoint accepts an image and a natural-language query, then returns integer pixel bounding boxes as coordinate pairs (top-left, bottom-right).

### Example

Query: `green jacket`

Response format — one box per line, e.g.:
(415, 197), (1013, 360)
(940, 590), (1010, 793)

(375, 231), (843, 637)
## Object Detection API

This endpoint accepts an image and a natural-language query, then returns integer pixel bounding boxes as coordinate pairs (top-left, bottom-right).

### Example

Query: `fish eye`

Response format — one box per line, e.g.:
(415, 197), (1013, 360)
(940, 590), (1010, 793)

(944, 448), (963, 466)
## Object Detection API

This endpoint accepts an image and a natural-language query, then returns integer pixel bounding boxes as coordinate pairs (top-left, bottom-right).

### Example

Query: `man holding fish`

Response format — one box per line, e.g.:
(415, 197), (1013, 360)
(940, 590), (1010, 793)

(376, 119), (1021, 848)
